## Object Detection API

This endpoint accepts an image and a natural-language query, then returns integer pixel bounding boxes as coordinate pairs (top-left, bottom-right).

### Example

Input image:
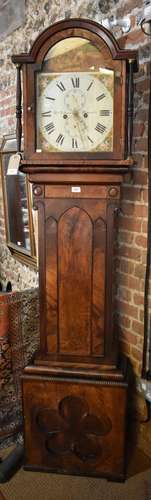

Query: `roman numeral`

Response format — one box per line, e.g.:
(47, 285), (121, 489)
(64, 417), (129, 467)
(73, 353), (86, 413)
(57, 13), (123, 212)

(100, 110), (111, 116)
(87, 81), (94, 91)
(72, 138), (78, 149)
(87, 136), (94, 144)
(42, 111), (52, 116)
(71, 77), (80, 88)
(96, 93), (105, 101)
(56, 81), (66, 92)
(45, 96), (55, 101)
(45, 122), (55, 134)
(56, 134), (64, 145)
(95, 123), (106, 134)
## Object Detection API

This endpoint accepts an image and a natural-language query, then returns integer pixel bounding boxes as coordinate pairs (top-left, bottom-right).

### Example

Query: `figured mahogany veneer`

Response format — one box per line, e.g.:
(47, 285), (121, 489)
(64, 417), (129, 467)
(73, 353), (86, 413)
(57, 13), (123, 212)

(32, 182), (120, 369)
(22, 362), (128, 481)
(12, 18), (137, 480)
(12, 18), (137, 162)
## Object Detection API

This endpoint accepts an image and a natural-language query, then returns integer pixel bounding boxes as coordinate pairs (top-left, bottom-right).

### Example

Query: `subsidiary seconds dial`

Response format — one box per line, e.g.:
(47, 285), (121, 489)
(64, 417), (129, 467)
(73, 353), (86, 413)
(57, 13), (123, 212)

(37, 72), (113, 153)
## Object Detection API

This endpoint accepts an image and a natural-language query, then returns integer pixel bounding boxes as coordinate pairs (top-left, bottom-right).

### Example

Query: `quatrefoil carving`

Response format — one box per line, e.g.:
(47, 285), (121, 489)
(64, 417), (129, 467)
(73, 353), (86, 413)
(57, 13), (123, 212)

(36, 395), (112, 462)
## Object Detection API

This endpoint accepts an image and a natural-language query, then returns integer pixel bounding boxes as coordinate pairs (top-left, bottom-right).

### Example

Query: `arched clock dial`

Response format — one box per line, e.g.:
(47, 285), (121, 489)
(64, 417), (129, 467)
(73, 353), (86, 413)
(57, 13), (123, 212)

(36, 72), (113, 152)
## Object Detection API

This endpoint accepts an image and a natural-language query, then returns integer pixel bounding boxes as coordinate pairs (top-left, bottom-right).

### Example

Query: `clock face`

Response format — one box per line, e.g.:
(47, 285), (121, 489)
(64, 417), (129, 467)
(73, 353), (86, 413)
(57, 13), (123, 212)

(36, 72), (113, 153)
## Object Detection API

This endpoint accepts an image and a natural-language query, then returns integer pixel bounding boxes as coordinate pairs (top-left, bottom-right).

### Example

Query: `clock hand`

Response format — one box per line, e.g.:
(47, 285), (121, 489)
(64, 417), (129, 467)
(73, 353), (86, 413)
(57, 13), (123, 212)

(73, 114), (87, 147)
(73, 111), (88, 132)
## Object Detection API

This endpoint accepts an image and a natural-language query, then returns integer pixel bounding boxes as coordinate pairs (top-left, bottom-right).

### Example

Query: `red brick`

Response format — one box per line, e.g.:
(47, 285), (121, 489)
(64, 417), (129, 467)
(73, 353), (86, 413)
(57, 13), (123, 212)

(119, 260), (135, 275)
(116, 314), (131, 329)
(133, 204), (148, 218)
(0, 106), (16, 117)
(134, 138), (148, 153)
(133, 122), (145, 138)
(8, 117), (16, 127)
(133, 293), (144, 307)
(119, 231), (134, 245)
(139, 62), (151, 76)
(119, 29), (144, 49)
(115, 258), (120, 271)
(134, 109), (148, 122)
(118, 245), (141, 261)
(117, 0), (142, 16)
(137, 338), (144, 352)
(144, 93), (150, 104)
(135, 79), (150, 93)
(119, 329), (137, 346)
(0, 96), (14, 107)
(131, 346), (143, 362)
(135, 235), (147, 248)
(121, 202), (148, 218)
(130, 359), (141, 376)
(118, 273), (141, 292)
(142, 250), (148, 265)
(134, 264), (146, 279)
(143, 189), (148, 203)
(142, 221), (148, 233)
(119, 216), (142, 233)
(132, 320), (144, 336)
(139, 310), (144, 322)
(117, 286), (132, 302)
(115, 300), (138, 320)
(119, 340), (131, 356)
(121, 186), (142, 202)
(133, 154), (147, 170)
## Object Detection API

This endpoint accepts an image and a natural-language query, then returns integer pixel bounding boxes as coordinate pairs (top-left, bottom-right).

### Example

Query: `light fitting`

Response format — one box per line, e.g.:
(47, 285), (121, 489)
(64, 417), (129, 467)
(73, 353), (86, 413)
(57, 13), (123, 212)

(141, 0), (151, 35)
(101, 15), (131, 34)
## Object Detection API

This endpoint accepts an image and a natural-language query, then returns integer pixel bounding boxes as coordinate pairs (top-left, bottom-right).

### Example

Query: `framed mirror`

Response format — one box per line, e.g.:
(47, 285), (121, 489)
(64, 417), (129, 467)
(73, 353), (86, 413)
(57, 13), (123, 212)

(0, 134), (37, 268)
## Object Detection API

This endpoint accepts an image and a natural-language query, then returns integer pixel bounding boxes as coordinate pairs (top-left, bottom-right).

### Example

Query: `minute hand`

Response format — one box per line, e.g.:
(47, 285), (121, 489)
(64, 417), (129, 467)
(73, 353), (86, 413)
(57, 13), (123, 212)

(73, 115), (86, 146)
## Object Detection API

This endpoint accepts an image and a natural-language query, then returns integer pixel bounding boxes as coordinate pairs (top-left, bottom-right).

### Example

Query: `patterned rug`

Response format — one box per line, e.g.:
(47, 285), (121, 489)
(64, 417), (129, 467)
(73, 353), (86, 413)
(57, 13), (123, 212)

(0, 288), (39, 449)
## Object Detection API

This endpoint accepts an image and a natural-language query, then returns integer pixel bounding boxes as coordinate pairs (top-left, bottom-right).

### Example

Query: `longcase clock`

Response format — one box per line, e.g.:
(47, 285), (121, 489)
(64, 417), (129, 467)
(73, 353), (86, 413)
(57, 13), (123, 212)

(12, 19), (137, 481)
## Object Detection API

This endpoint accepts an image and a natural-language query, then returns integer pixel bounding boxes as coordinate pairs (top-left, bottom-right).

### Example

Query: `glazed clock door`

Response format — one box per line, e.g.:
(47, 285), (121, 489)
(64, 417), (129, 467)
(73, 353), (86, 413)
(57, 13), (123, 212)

(37, 70), (114, 153)
(32, 32), (126, 160)
(38, 185), (118, 368)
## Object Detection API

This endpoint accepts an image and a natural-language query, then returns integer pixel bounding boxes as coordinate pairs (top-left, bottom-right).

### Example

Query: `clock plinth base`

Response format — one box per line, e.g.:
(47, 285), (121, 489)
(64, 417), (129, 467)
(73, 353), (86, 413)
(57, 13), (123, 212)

(22, 357), (129, 482)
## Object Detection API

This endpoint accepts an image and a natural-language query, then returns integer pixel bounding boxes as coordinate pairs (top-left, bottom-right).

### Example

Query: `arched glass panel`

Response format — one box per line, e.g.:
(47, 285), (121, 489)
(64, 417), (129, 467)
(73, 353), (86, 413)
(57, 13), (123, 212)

(36, 37), (114, 153)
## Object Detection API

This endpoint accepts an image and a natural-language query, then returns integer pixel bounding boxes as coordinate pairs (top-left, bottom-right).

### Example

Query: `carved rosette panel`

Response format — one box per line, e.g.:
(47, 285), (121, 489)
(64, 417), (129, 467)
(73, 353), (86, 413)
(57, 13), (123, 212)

(35, 395), (112, 463)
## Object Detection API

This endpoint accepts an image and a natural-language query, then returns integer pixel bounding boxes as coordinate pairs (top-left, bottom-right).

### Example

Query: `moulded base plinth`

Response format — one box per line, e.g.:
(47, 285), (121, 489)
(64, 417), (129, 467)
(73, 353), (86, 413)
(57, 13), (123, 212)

(22, 359), (129, 481)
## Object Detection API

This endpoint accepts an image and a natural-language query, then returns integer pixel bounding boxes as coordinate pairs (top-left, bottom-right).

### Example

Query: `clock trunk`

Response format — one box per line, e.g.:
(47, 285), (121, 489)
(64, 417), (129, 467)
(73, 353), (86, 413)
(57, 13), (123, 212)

(12, 18), (138, 481)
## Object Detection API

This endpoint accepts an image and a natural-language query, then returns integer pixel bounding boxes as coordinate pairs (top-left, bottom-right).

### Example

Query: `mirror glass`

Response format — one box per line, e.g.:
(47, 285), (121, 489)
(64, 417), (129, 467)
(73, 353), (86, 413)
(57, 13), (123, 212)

(1, 135), (37, 268)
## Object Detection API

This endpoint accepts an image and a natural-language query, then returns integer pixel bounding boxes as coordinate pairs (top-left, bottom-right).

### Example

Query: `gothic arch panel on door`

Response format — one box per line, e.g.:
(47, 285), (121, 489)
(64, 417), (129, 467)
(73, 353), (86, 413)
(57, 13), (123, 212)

(44, 198), (107, 361)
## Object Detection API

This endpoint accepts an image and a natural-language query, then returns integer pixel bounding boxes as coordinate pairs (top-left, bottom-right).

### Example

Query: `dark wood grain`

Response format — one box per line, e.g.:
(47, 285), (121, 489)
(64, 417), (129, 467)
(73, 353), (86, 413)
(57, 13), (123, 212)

(12, 19), (137, 163)
(46, 217), (58, 353)
(22, 364), (128, 481)
(33, 192), (119, 367)
(16, 64), (22, 152)
(59, 206), (92, 356)
(127, 60), (135, 157)
(12, 18), (138, 65)
(12, 18), (137, 481)
(92, 218), (106, 356)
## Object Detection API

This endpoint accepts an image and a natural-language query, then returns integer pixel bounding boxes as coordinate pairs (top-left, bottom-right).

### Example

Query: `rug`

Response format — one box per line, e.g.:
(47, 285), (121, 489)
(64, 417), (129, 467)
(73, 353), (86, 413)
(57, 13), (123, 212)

(0, 288), (39, 448)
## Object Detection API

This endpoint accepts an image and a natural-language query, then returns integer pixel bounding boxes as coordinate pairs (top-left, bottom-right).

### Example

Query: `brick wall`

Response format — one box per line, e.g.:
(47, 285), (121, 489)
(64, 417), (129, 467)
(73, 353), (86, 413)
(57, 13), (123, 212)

(107, 1), (150, 377)
(0, 0), (150, 376)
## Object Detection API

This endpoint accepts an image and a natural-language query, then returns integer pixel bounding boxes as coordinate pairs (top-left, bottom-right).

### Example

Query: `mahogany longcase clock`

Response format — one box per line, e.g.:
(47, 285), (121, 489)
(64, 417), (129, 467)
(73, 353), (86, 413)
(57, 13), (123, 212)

(12, 19), (137, 481)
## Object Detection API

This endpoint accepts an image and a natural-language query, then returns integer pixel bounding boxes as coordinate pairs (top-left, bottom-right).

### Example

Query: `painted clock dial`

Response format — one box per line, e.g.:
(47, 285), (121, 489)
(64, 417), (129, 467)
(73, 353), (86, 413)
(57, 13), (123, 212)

(36, 71), (113, 153)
